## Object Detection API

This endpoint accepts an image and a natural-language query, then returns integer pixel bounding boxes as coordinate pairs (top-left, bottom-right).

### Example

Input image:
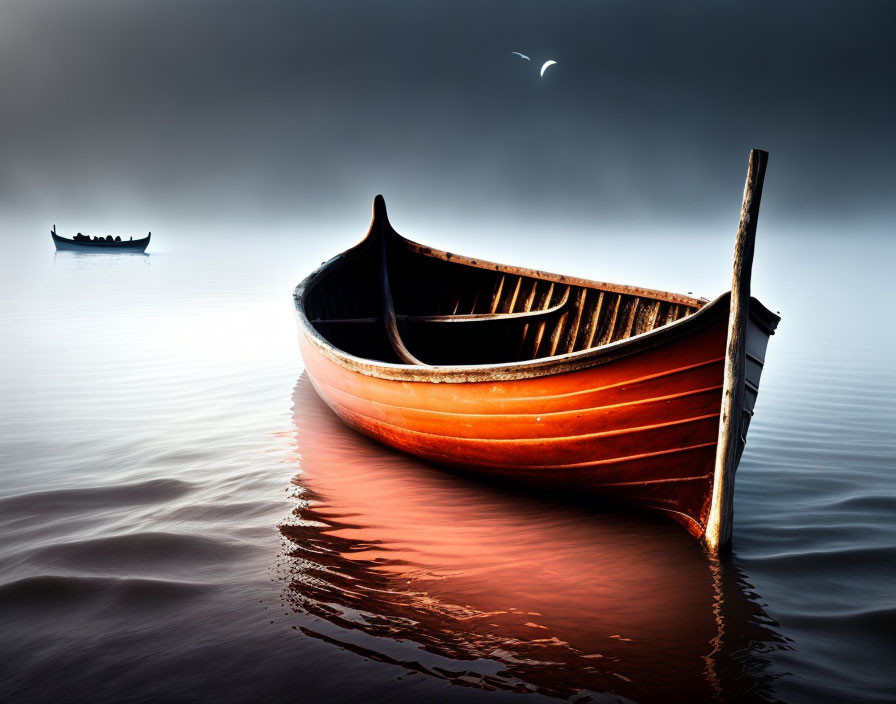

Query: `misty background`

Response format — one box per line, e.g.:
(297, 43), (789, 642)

(1, 0), (893, 231)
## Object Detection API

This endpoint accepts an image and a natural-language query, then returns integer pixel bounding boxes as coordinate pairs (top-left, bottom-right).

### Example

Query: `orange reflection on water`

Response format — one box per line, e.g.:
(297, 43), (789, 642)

(282, 375), (786, 701)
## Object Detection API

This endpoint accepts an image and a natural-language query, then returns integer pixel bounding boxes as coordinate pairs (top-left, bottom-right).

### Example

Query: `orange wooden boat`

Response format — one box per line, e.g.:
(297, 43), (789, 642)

(294, 150), (779, 552)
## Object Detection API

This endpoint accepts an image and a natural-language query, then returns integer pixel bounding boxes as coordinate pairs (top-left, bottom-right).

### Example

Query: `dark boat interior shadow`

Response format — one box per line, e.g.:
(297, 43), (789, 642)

(282, 374), (790, 702)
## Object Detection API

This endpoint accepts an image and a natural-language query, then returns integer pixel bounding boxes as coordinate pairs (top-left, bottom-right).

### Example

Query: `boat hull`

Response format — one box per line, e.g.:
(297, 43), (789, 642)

(298, 301), (775, 538)
(51, 232), (150, 252)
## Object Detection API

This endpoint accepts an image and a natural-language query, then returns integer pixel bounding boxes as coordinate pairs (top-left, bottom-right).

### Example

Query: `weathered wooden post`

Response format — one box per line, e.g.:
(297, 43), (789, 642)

(704, 149), (769, 553)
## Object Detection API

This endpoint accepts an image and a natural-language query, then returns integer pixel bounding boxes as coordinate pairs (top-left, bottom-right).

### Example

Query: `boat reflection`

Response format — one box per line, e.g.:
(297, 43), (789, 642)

(53, 251), (150, 268)
(282, 374), (788, 701)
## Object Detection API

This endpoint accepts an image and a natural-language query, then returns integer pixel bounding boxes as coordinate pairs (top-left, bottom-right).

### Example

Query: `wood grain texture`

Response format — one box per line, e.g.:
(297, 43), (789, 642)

(704, 149), (769, 553)
(299, 311), (731, 537)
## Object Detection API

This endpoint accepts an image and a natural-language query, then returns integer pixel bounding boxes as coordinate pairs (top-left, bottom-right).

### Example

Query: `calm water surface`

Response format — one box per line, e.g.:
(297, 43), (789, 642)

(0, 221), (893, 703)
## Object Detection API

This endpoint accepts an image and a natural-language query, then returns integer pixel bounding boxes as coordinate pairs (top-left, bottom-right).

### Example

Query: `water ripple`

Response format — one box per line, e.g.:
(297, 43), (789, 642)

(0, 574), (211, 607)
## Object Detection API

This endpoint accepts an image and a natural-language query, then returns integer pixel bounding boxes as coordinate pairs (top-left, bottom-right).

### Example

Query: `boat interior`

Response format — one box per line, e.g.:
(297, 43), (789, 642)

(303, 232), (705, 366)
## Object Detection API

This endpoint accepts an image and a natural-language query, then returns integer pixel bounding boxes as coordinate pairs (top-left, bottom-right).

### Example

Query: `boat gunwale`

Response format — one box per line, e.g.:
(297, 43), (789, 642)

(294, 217), (779, 384)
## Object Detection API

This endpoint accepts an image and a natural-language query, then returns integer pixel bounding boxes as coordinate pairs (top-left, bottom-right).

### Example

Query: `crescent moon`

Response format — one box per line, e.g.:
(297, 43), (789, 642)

(540, 60), (557, 77)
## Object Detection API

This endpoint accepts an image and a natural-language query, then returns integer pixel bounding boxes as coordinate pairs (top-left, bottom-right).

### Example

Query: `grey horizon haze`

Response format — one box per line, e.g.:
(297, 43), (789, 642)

(1, 0), (894, 235)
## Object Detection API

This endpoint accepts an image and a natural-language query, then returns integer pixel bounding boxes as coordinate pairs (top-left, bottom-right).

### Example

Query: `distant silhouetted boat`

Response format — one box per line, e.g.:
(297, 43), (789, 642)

(294, 150), (779, 553)
(51, 226), (150, 252)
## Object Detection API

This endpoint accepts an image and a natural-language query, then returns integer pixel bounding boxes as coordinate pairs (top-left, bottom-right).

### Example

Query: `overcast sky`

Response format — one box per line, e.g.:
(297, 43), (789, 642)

(1, 0), (893, 232)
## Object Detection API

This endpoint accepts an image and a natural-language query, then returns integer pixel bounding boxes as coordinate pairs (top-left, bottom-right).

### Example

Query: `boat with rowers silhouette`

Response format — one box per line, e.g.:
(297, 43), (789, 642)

(294, 150), (779, 552)
(51, 226), (151, 252)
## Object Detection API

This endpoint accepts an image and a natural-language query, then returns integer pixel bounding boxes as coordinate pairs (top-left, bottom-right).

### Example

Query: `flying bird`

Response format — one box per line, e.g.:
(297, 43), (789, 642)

(540, 60), (557, 77)
(511, 51), (531, 61)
